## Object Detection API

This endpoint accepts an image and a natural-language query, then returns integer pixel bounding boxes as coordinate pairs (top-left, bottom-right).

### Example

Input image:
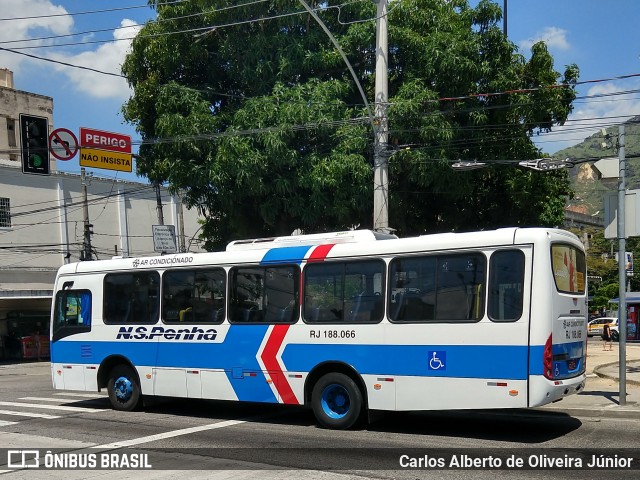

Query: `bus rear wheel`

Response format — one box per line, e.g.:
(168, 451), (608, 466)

(311, 372), (363, 430)
(107, 364), (141, 411)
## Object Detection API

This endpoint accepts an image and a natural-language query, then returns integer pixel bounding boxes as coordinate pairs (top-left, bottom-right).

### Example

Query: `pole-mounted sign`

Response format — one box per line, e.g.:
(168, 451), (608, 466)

(79, 127), (132, 172)
(49, 128), (78, 161)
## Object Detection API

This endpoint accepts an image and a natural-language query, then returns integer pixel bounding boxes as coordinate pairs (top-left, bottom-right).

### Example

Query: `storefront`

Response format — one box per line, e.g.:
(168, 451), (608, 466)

(609, 293), (640, 341)
(0, 310), (50, 360)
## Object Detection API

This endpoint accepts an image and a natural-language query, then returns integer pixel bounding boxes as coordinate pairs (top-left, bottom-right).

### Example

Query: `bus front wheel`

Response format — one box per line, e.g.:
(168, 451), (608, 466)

(107, 364), (141, 411)
(311, 372), (363, 430)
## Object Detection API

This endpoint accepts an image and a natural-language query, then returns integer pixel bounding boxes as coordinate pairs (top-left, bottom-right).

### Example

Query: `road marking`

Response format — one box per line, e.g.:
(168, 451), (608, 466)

(0, 401), (105, 413)
(54, 392), (107, 398)
(20, 396), (104, 403)
(0, 409), (60, 419)
(0, 420), (18, 426)
(91, 419), (247, 449)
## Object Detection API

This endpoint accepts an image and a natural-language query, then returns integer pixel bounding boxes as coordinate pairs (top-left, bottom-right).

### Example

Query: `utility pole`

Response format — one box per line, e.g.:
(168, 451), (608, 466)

(155, 180), (164, 225)
(81, 167), (93, 261)
(617, 124), (627, 406)
(373, 0), (389, 232)
(177, 194), (186, 252)
(503, 0), (508, 36)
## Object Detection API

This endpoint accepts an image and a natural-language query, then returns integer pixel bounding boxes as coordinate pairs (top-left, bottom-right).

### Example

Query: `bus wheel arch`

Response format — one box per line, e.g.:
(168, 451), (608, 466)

(305, 362), (367, 429)
(98, 356), (142, 411)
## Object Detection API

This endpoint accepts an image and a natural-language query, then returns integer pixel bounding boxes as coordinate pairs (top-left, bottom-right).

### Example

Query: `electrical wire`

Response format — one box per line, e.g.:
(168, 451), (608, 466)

(3, 0), (371, 51)
(0, 0), (271, 47)
(0, 1), (185, 22)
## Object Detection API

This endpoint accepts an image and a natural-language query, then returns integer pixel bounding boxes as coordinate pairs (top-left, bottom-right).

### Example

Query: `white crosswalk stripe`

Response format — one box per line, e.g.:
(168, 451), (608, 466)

(0, 409), (60, 419)
(0, 395), (108, 429)
(0, 400), (106, 413)
(20, 396), (105, 403)
(53, 392), (107, 398)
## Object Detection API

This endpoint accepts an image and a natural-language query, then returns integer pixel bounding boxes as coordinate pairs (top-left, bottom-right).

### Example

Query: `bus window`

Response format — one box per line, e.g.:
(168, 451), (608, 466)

(389, 253), (485, 322)
(163, 268), (226, 324)
(229, 265), (299, 323)
(488, 250), (525, 322)
(551, 244), (586, 294)
(103, 272), (160, 324)
(304, 260), (385, 324)
(52, 290), (92, 341)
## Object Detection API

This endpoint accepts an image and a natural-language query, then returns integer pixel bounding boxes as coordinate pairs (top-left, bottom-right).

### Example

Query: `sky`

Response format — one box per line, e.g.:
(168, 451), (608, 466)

(1, 0), (640, 182)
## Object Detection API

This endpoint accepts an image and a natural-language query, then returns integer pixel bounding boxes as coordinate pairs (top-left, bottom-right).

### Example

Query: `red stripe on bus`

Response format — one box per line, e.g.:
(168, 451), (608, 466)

(260, 325), (298, 404)
(307, 243), (335, 262)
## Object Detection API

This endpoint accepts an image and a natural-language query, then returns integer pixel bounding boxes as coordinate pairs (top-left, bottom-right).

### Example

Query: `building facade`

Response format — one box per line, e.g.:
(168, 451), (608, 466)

(0, 69), (205, 359)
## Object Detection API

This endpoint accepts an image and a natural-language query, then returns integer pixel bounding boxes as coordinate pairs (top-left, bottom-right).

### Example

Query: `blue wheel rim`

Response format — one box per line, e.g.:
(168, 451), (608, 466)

(114, 376), (133, 402)
(321, 383), (350, 419)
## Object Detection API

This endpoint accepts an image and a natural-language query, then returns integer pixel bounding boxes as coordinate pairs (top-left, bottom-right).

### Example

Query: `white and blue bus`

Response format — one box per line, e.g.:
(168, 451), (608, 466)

(50, 227), (587, 429)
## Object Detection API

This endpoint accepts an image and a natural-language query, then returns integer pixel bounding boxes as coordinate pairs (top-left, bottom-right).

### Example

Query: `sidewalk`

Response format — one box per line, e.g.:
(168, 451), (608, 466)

(540, 339), (640, 418)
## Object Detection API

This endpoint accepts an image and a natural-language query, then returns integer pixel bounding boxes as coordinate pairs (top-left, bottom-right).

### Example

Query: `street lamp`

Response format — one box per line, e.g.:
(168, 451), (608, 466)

(518, 157), (569, 171)
(450, 160), (487, 171)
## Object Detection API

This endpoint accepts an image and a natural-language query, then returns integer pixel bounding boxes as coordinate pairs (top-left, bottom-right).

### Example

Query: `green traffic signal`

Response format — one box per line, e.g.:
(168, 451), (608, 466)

(19, 114), (50, 175)
(30, 153), (44, 168)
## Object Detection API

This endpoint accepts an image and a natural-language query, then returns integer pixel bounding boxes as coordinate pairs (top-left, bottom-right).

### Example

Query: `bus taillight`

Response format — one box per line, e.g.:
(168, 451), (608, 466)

(543, 334), (553, 380)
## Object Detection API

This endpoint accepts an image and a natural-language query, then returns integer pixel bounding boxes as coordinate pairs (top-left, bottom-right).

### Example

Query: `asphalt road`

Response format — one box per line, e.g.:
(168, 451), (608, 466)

(1, 362), (640, 479)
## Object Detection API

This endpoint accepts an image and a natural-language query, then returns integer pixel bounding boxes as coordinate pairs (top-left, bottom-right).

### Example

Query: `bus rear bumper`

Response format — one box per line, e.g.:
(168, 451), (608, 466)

(528, 373), (588, 407)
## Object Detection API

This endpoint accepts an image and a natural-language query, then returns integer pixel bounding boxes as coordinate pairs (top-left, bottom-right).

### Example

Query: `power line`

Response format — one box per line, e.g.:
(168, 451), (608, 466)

(0, 0), (271, 47)
(0, 1), (184, 22)
(3, 0), (370, 51)
(0, 46), (125, 77)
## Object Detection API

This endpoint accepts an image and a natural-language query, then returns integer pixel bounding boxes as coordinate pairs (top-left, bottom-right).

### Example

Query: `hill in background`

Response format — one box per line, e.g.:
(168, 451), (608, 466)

(553, 116), (640, 215)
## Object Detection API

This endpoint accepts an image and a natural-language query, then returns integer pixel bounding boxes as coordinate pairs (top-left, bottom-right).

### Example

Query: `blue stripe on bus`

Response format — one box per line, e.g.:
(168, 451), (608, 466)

(260, 245), (313, 265)
(53, 325), (278, 403)
(52, 331), (587, 401)
(527, 340), (586, 377)
(529, 345), (544, 375)
(281, 344), (530, 380)
(54, 338), (533, 380)
(552, 340), (586, 378)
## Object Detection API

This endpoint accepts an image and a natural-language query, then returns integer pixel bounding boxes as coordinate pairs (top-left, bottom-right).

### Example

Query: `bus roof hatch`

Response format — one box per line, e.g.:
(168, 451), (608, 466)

(226, 230), (398, 251)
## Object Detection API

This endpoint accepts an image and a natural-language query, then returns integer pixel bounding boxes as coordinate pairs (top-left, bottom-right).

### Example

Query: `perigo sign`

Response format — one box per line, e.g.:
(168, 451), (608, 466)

(80, 127), (133, 173)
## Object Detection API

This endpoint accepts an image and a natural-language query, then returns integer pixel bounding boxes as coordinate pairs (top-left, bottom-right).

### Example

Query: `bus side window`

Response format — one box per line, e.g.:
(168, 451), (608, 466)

(488, 250), (525, 322)
(104, 272), (159, 325)
(162, 268), (226, 324)
(389, 253), (485, 322)
(229, 266), (299, 324)
(304, 260), (384, 324)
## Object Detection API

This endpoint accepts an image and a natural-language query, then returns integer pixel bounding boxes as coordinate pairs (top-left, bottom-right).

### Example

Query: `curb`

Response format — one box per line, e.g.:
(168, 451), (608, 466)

(593, 360), (640, 386)
(539, 405), (640, 420)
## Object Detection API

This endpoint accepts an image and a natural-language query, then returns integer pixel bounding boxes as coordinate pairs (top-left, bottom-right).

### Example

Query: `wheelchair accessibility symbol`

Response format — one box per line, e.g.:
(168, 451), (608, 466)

(428, 351), (446, 370)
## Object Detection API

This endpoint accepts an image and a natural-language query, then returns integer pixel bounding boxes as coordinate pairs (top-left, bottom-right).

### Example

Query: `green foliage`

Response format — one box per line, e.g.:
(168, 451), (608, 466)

(123, 0), (579, 249)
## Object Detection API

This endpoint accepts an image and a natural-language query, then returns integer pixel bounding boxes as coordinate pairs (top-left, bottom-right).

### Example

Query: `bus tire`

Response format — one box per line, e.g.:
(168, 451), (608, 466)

(107, 364), (141, 411)
(311, 372), (363, 430)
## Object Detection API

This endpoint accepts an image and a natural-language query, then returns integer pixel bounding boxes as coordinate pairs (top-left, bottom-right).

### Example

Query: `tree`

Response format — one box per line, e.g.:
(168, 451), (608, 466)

(122, 0), (579, 250)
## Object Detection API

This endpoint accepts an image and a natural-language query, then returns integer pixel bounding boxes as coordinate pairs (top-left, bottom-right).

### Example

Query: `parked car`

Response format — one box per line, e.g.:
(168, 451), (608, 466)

(587, 317), (618, 337)
(610, 319), (620, 341)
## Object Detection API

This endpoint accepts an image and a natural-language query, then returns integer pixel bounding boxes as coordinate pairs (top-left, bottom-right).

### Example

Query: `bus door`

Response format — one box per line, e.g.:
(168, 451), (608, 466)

(51, 277), (95, 391)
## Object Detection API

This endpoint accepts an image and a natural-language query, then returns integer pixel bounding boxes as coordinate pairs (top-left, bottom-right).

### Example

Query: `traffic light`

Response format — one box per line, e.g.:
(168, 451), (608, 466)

(20, 114), (50, 175)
